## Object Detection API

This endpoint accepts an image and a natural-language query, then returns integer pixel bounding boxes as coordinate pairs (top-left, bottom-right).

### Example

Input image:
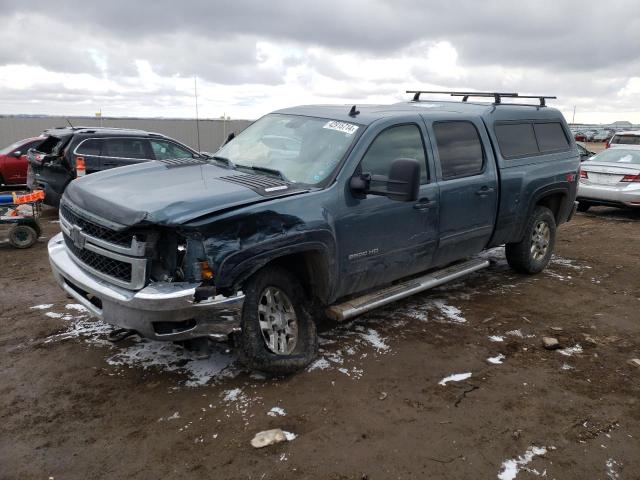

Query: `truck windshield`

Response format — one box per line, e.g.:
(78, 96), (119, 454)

(215, 114), (360, 185)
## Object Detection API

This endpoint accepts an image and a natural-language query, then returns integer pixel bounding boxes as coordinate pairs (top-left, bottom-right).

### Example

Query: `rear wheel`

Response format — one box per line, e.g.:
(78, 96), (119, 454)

(577, 201), (591, 212)
(239, 266), (318, 375)
(8, 224), (38, 249)
(505, 206), (556, 274)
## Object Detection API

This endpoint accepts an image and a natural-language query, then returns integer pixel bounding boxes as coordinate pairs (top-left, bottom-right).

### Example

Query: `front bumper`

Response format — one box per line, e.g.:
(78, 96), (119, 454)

(578, 181), (640, 208)
(48, 233), (244, 341)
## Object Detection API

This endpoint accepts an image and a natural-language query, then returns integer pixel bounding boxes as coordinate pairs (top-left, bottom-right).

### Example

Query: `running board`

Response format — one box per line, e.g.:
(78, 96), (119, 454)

(326, 258), (490, 322)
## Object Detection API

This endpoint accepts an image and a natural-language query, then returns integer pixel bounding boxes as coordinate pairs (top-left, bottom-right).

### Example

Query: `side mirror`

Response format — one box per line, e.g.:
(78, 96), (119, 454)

(13, 150), (22, 157)
(224, 132), (235, 145)
(350, 158), (420, 202)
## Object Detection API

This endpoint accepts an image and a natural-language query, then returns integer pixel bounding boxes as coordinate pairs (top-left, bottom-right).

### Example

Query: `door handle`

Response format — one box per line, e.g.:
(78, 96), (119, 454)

(475, 186), (495, 196)
(414, 198), (436, 210)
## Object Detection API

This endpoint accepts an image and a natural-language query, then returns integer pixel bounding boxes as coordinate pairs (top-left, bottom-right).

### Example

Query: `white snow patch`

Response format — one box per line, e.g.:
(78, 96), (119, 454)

(31, 304), (54, 310)
(606, 458), (621, 479)
(167, 412), (180, 420)
(223, 388), (243, 403)
(433, 300), (466, 323)
(561, 363), (574, 370)
(438, 372), (472, 386)
(487, 354), (506, 365)
(498, 446), (547, 480)
(45, 311), (63, 318)
(107, 339), (236, 387)
(267, 407), (286, 417)
(359, 328), (390, 351)
(307, 358), (331, 371)
(558, 344), (583, 357)
(65, 303), (88, 312)
(283, 431), (297, 441)
(489, 335), (505, 342)
(551, 255), (590, 270)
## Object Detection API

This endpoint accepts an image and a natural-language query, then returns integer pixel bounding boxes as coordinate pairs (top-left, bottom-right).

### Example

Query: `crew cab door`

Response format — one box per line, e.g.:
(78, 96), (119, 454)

(425, 118), (498, 265)
(336, 120), (439, 296)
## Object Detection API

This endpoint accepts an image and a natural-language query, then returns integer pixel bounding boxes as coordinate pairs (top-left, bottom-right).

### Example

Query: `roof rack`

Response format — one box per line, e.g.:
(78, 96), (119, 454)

(406, 90), (557, 107)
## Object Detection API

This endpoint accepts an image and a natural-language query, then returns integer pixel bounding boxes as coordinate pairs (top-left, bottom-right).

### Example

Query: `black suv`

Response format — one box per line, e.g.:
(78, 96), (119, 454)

(27, 127), (201, 207)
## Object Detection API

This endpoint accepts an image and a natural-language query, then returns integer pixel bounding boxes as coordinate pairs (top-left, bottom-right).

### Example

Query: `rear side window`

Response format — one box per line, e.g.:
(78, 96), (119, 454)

(35, 135), (65, 154)
(433, 121), (484, 179)
(360, 124), (428, 184)
(611, 135), (640, 145)
(494, 123), (538, 158)
(102, 138), (150, 159)
(496, 121), (570, 159)
(534, 123), (569, 152)
(76, 139), (104, 156)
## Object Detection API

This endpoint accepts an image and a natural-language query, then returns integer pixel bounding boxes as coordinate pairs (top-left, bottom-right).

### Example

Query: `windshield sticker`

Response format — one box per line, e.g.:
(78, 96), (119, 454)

(323, 121), (359, 135)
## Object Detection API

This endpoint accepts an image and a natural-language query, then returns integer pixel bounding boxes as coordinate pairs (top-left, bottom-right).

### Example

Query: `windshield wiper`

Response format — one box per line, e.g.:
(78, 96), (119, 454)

(236, 164), (289, 182)
(210, 155), (236, 169)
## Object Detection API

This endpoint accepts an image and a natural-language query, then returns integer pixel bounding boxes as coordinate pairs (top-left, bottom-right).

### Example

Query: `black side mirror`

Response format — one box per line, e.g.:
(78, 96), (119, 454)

(350, 158), (420, 202)
(224, 132), (235, 145)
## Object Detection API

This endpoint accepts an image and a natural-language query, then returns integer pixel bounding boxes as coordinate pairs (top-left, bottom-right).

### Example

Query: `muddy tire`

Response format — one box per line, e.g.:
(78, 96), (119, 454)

(8, 224), (38, 249)
(576, 201), (591, 212)
(505, 206), (556, 274)
(239, 266), (318, 375)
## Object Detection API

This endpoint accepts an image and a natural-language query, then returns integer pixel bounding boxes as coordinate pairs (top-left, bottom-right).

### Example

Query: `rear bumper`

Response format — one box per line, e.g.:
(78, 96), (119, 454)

(48, 233), (244, 341)
(578, 182), (640, 207)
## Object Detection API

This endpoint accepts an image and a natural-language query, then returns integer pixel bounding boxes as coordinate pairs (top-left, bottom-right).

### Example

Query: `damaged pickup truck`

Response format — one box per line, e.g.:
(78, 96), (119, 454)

(48, 91), (580, 374)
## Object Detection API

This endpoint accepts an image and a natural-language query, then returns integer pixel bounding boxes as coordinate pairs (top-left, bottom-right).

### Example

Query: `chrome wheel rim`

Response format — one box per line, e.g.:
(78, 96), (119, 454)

(258, 287), (298, 355)
(530, 221), (550, 261)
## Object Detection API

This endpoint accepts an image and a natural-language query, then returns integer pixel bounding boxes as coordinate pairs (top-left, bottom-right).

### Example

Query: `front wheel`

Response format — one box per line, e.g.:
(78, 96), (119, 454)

(505, 206), (556, 274)
(238, 266), (318, 375)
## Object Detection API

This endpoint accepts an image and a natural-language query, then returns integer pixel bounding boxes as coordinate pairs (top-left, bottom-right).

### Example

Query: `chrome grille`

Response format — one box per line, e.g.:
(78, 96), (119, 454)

(64, 233), (132, 282)
(60, 203), (134, 246)
(59, 202), (148, 289)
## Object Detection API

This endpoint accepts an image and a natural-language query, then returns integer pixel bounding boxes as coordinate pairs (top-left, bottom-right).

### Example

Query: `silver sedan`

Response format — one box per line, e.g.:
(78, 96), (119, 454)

(577, 148), (640, 211)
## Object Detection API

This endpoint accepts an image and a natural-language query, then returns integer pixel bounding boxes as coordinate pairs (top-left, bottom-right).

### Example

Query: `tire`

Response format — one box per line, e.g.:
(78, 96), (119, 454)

(576, 201), (591, 212)
(505, 206), (556, 274)
(238, 266), (318, 375)
(8, 224), (38, 249)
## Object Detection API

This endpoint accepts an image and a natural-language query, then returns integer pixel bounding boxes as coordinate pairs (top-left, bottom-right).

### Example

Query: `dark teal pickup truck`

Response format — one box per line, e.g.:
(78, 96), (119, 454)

(48, 91), (580, 373)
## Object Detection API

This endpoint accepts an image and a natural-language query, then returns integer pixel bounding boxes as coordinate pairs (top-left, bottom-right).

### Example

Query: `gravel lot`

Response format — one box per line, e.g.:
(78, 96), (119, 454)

(1, 206), (639, 479)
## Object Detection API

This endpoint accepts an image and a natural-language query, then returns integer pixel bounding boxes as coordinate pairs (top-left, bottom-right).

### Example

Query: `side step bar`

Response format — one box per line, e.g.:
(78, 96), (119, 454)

(326, 258), (490, 322)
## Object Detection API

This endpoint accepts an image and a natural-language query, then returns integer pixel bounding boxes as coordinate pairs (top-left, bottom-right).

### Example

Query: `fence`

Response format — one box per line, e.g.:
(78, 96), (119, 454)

(0, 116), (253, 153)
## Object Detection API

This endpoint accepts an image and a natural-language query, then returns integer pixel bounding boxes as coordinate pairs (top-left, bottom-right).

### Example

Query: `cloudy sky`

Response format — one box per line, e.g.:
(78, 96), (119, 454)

(1, 0), (639, 123)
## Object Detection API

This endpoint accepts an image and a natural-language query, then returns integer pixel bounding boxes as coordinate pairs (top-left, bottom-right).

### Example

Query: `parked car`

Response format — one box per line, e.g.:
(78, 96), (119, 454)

(577, 148), (640, 211)
(607, 130), (640, 150)
(47, 92), (580, 374)
(27, 127), (202, 207)
(0, 137), (44, 185)
(576, 143), (595, 162)
(592, 130), (612, 142)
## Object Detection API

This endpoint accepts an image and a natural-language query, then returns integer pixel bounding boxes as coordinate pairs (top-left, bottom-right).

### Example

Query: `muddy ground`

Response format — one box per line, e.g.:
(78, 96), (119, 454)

(1, 206), (639, 480)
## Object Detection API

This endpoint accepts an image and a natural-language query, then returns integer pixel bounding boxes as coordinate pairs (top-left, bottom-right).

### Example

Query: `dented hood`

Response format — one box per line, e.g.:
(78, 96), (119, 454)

(64, 160), (291, 226)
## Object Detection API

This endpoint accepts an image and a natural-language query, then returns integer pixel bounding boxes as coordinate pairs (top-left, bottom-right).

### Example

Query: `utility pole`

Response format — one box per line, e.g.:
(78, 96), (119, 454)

(572, 105), (576, 124)
(194, 76), (201, 152)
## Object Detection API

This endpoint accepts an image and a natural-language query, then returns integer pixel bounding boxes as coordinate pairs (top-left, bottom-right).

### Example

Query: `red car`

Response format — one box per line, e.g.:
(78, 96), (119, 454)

(0, 137), (44, 185)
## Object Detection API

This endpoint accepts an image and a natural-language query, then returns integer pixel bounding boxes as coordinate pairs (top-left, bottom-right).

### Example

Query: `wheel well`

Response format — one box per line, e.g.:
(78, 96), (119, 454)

(269, 251), (331, 305)
(536, 192), (565, 223)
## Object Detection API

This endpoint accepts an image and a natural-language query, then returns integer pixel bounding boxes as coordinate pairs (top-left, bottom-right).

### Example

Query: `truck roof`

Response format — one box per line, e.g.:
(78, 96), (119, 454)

(276, 100), (566, 126)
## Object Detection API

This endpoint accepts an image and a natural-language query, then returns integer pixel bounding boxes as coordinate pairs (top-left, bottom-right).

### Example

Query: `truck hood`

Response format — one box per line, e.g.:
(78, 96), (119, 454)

(64, 160), (304, 227)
